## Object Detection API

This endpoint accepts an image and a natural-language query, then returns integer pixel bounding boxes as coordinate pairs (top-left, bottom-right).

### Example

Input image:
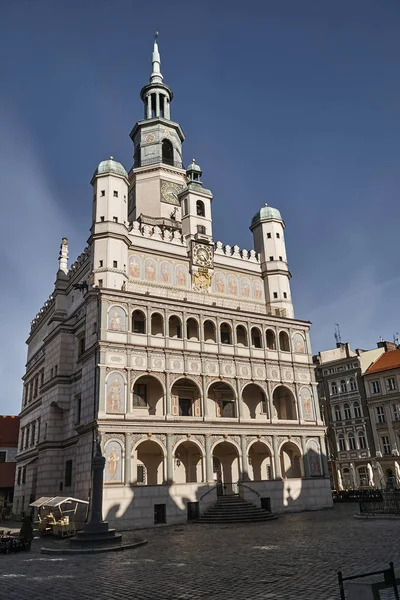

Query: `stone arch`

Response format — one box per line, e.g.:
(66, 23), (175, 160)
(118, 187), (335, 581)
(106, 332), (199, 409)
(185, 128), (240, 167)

(132, 438), (166, 485)
(203, 319), (217, 342)
(207, 381), (237, 418)
(186, 317), (199, 340)
(236, 324), (248, 347)
(161, 139), (174, 164)
(173, 439), (204, 483)
(212, 440), (241, 494)
(168, 314), (182, 338)
(171, 377), (202, 417)
(280, 441), (303, 479)
(150, 311), (164, 336)
(266, 329), (276, 350)
(220, 322), (232, 345)
(279, 330), (291, 352)
(131, 374), (164, 416)
(248, 440), (273, 481)
(251, 326), (263, 349)
(131, 309), (146, 334)
(241, 382), (268, 419)
(272, 385), (297, 420)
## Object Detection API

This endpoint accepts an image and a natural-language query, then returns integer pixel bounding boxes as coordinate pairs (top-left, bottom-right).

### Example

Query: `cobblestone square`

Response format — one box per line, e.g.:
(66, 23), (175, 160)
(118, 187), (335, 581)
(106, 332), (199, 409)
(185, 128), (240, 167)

(1, 505), (400, 600)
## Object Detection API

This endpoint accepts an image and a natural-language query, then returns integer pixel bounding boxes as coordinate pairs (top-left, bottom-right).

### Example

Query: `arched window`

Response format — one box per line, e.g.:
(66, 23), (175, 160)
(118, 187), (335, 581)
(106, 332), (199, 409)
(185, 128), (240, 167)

(334, 405), (342, 421)
(266, 329), (276, 350)
(203, 320), (216, 342)
(151, 313), (164, 336)
(132, 310), (146, 334)
(353, 402), (361, 418)
(341, 379), (347, 393)
(331, 381), (338, 395)
(358, 431), (366, 449)
(220, 323), (232, 345)
(344, 403), (351, 419)
(349, 377), (357, 391)
(338, 434), (346, 452)
(236, 325), (248, 347)
(251, 327), (262, 349)
(162, 139), (174, 165)
(196, 200), (205, 217)
(186, 318), (199, 340)
(169, 315), (182, 339)
(348, 432), (356, 450)
(279, 331), (290, 352)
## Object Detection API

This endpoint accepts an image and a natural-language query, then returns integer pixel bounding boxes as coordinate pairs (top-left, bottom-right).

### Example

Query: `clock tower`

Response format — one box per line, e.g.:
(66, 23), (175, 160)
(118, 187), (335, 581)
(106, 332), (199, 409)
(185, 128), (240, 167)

(128, 36), (187, 226)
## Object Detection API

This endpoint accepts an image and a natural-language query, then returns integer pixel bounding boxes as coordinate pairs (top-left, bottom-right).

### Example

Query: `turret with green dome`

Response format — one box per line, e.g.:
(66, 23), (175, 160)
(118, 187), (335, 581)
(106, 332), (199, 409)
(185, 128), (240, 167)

(250, 204), (283, 228)
(93, 157), (128, 180)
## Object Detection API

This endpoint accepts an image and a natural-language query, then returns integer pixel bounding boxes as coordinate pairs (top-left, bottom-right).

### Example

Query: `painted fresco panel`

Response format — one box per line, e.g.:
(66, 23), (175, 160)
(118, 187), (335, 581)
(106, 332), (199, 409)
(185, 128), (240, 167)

(105, 441), (123, 483)
(106, 372), (125, 414)
(108, 306), (126, 332)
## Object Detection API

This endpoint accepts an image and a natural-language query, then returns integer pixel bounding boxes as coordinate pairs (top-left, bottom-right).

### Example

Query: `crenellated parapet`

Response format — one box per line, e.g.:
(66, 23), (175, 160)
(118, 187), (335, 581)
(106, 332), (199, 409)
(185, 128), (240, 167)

(214, 241), (259, 263)
(30, 294), (55, 331)
(67, 247), (90, 277)
(129, 220), (185, 245)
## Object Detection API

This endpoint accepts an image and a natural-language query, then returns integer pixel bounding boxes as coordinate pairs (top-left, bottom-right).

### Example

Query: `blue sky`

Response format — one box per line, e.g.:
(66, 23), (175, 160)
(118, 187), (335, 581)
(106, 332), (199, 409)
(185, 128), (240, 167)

(1, 0), (400, 414)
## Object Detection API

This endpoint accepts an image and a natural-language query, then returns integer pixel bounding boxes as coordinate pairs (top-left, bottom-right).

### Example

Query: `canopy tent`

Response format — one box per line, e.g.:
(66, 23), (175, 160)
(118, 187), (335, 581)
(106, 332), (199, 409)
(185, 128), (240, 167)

(29, 496), (89, 537)
(30, 496), (89, 508)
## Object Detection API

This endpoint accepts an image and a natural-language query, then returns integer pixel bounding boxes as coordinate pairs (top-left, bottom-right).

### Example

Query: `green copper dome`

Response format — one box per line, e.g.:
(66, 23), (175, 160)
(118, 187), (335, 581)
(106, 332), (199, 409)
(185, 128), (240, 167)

(94, 157), (128, 179)
(186, 160), (202, 174)
(251, 204), (282, 227)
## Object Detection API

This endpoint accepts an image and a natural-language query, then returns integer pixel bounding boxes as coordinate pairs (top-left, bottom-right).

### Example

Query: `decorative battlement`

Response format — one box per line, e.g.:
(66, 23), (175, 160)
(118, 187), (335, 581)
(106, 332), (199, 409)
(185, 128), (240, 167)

(68, 247), (90, 277)
(129, 220), (185, 245)
(214, 241), (259, 263)
(30, 294), (55, 331)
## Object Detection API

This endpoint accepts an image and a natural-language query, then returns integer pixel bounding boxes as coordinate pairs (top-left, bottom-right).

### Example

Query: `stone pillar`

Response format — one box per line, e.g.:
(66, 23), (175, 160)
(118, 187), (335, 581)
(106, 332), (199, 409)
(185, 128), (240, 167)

(89, 443), (106, 524)
(205, 435), (213, 482)
(319, 436), (330, 478)
(98, 366), (107, 413)
(240, 435), (249, 481)
(202, 373), (208, 418)
(235, 377), (243, 419)
(165, 97), (170, 119)
(155, 93), (160, 118)
(165, 372), (171, 416)
(268, 385), (274, 422)
(301, 436), (310, 477)
(272, 436), (282, 479)
(124, 433), (131, 484)
(147, 94), (152, 119)
(166, 434), (173, 483)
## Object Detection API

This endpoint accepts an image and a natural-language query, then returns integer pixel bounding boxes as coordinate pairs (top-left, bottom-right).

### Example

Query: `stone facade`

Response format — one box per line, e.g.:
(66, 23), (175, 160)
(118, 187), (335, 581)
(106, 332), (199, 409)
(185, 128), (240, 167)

(13, 39), (332, 527)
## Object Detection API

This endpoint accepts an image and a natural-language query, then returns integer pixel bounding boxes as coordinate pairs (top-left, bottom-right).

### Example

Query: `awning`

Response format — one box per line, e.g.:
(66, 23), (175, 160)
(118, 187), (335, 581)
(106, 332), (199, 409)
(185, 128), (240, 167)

(29, 497), (54, 507)
(29, 496), (89, 508)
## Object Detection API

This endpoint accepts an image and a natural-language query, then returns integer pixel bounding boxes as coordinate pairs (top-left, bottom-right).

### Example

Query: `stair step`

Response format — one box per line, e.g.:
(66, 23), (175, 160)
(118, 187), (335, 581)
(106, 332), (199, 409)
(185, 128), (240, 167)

(198, 494), (277, 524)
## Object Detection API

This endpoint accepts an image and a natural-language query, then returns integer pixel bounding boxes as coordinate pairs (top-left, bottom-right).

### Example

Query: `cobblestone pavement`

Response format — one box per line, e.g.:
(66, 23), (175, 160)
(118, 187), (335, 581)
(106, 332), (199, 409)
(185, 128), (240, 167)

(1, 504), (400, 600)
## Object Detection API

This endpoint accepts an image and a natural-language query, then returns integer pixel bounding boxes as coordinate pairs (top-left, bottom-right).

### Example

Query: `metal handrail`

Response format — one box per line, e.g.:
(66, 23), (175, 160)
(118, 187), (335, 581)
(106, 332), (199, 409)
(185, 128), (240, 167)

(237, 482), (261, 499)
(199, 485), (217, 501)
(134, 157), (183, 169)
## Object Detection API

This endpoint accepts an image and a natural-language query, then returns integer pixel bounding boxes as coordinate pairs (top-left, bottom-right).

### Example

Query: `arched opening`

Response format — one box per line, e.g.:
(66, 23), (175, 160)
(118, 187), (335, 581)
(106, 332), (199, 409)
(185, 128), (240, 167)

(353, 401), (361, 418)
(357, 466), (368, 487)
(358, 430), (366, 449)
(203, 320), (216, 343)
(341, 379), (347, 393)
(132, 375), (164, 416)
(342, 467), (352, 489)
(279, 331), (290, 352)
(248, 441), (272, 481)
(186, 318), (199, 340)
(132, 310), (146, 334)
(212, 441), (240, 494)
(334, 405), (342, 421)
(171, 378), (202, 417)
(280, 442), (302, 479)
(134, 440), (165, 485)
(338, 434), (346, 452)
(159, 94), (165, 118)
(174, 441), (203, 483)
(251, 327), (262, 349)
(196, 200), (205, 217)
(236, 325), (248, 347)
(169, 315), (182, 338)
(162, 139), (174, 165)
(273, 385), (297, 420)
(208, 382), (236, 418)
(386, 469), (395, 490)
(344, 403), (351, 419)
(151, 312), (164, 336)
(220, 322), (232, 345)
(348, 432), (356, 450)
(266, 329), (276, 350)
(242, 383), (268, 419)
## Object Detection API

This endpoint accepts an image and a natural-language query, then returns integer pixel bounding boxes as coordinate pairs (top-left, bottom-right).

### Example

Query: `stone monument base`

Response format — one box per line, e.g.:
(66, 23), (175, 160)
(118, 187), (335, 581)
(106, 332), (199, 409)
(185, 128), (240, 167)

(69, 521), (122, 546)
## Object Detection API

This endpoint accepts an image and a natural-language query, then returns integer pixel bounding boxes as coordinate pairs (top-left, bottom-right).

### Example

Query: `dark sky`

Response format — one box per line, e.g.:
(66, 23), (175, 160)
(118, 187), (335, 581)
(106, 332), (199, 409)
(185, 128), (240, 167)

(1, 0), (400, 413)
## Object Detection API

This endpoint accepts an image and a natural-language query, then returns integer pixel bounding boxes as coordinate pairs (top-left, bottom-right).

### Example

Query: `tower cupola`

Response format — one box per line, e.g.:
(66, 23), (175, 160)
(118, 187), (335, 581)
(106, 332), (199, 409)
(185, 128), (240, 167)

(140, 33), (173, 120)
(186, 159), (202, 183)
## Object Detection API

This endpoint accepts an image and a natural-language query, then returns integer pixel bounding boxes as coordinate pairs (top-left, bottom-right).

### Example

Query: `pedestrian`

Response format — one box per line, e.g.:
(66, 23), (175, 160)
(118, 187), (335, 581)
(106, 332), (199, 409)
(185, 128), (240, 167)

(19, 516), (33, 551)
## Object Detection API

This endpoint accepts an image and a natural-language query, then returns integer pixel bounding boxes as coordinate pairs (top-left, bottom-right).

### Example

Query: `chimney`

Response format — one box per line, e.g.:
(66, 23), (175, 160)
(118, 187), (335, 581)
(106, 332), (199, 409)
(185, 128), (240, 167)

(377, 341), (397, 352)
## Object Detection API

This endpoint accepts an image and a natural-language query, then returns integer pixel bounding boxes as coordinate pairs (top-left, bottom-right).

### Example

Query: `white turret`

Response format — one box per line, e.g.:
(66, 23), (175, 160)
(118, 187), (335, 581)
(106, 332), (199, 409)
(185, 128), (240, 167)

(250, 204), (294, 318)
(58, 237), (69, 274)
(180, 160), (213, 242)
(90, 157), (130, 290)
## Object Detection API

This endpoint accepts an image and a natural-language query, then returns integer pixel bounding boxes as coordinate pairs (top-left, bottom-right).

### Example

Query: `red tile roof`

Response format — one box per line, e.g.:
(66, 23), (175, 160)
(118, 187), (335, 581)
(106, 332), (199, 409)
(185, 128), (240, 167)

(366, 349), (400, 374)
(0, 416), (20, 447)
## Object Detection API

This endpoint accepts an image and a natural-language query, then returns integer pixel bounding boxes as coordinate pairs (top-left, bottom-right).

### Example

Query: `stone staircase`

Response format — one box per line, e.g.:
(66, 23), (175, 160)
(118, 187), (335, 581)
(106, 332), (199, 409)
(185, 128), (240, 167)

(198, 494), (277, 524)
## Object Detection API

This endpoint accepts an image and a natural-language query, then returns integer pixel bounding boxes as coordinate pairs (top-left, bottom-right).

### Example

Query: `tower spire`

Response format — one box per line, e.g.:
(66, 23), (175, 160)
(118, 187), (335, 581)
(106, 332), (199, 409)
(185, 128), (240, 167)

(150, 31), (163, 84)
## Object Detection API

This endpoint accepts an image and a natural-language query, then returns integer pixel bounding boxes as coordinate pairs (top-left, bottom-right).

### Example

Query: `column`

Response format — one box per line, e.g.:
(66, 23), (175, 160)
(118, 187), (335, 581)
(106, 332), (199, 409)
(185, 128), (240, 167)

(202, 373), (208, 418)
(235, 377), (243, 419)
(155, 93), (160, 118)
(240, 435), (249, 481)
(205, 435), (213, 482)
(166, 434), (173, 483)
(272, 436), (282, 479)
(268, 385), (274, 422)
(147, 94), (152, 119)
(165, 372), (171, 416)
(124, 433), (131, 484)
(165, 97), (170, 119)
(301, 436), (310, 478)
(98, 366), (107, 413)
(319, 436), (330, 478)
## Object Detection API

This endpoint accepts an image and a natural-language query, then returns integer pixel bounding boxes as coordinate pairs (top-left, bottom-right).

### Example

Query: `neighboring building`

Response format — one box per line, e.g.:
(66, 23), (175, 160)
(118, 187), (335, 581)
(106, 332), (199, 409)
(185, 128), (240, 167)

(0, 415), (20, 511)
(364, 347), (400, 489)
(314, 342), (386, 490)
(14, 39), (332, 528)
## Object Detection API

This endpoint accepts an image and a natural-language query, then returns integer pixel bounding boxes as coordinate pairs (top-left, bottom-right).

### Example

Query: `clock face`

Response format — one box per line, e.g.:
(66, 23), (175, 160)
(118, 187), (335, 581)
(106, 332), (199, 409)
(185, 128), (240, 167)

(145, 134), (155, 143)
(160, 180), (181, 206)
(193, 243), (213, 268)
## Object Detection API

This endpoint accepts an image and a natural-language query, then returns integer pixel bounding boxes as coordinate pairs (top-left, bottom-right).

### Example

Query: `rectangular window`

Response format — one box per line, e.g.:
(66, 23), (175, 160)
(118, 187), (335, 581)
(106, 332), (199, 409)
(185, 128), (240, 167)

(75, 395), (82, 425)
(0, 451), (6, 463)
(17, 468), (21, 485)
(29, 383), (33, 402)
(371, 380), (381, 394)
(376, 406), (385, 423)
(137, 465), (146, 485)
(98, 279), (103, 288)
(54, 365), (58, 376)
(154, 503), (166, 524)
(273, 292), (278, 299)
(183, 199), (188, 215)
(34, 377), (39, 398)
(276, 233), (280, 238)
(269, 256), (274, 261)
(179, 398), (192, 417)
(113, 190), (118, 197)
(393, 404), (400, 421)
(31, 423), (36, 446)
(100, 216), (105, 222)
(99, 260), (103, 267)
(261, 399), (268, 414)
(24, 427), (29, 449)
(283, 292), (287, 298)
(381, 436), (391, 455)
(77, 334), (85, 358)
(197, 225), (206, 234)
(65, 460), (73, 487)
(113, 260), (118, 268)
(267, 233), (271, 238)
(133, 384), (147, 407)
(22, 466), (26, 484)
(113, 217), (118, 223)
(279, 256), (283, 261)
(40, 370), (44, 387)
(50, 368), (53, 379)
(100, 190), (105, 197)
(387, 377), (396, 391)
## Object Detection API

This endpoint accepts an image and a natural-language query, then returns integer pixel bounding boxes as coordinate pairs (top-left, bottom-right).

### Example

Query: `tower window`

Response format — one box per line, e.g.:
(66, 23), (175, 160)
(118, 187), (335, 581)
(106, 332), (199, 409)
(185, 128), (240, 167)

(151, 94), (156, 118)
(273, 292), (278, 299)
(197, 225), (206, 235)
(183, 199), (188, 215)
(100, 216), (105, 222)
(98, 279), (103, 288)
(113, 217), (118, 223)
(113, 191), (118, 197)
(269, 256), (274, 261)
(196, 200), (205, 217)
(99, 260), (103, 267)
(283, 292), (287, 298)
(100, 190), (105, 197)
(267, 233), (271, 239)
(160, 95), (165, 118)
(276, 233), (280, 238)
(113, 261), (118, 268)
(279, 256), (283, 261)
(162, 139), (174, 165)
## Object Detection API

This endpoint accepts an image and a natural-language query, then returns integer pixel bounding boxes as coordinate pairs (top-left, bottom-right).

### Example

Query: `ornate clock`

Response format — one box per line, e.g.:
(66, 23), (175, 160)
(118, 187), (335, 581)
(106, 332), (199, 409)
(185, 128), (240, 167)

(160, 180), (182, 206)
(192, 242), (214, 268)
